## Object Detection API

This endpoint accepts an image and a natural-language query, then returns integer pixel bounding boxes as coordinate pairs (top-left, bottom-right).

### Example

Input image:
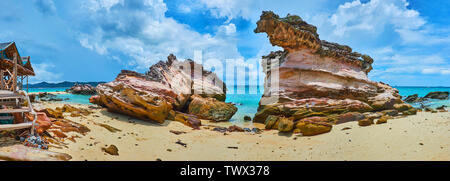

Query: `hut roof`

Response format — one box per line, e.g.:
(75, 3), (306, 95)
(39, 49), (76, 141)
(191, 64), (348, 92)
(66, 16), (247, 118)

(0, 42), (35, 76)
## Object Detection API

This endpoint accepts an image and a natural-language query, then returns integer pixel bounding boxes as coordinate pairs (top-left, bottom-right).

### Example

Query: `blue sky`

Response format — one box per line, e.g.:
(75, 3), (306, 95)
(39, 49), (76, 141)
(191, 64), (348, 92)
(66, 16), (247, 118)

(0, 0), (448, 86)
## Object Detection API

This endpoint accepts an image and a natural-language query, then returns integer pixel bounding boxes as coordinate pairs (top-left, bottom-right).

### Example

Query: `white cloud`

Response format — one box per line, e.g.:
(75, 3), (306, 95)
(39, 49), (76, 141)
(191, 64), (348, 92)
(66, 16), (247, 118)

(329, 0), (425, 37)
(218, 23), (236, 36)
(78, 0), (243, 70)
(29, 63), (62, 83)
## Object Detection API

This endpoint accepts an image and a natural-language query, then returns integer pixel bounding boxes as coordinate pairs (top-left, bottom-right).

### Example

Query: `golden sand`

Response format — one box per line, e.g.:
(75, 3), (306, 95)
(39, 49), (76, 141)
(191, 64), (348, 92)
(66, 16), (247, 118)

(38, 102), (450, 161)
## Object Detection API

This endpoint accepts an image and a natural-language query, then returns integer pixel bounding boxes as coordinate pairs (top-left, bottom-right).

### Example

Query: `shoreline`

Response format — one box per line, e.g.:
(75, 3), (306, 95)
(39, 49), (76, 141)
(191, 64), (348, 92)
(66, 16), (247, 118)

(37, 101), (449, 161)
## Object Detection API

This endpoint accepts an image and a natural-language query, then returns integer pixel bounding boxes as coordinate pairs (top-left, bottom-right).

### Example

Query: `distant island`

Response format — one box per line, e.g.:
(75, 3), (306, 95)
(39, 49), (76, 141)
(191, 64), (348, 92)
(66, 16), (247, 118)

(28, 81), (106, 88)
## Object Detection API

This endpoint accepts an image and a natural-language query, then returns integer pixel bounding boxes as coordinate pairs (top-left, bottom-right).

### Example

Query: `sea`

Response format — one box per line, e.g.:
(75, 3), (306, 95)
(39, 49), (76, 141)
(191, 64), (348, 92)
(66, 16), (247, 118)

(28, 86), (450, 124)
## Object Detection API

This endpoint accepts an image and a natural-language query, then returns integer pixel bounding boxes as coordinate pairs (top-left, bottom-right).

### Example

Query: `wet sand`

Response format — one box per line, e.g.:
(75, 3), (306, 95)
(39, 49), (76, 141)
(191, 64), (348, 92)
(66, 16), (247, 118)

(37, 102), (450, 161)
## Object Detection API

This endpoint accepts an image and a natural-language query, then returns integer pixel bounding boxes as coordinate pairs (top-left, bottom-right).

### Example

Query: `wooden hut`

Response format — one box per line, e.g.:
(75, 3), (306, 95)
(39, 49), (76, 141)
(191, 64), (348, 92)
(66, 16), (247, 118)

(0, 42), (37, 131)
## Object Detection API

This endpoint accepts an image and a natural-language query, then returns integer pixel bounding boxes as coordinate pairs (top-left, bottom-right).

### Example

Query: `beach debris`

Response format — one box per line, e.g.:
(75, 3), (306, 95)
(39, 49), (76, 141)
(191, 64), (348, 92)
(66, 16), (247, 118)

(227, 146), (238, 149)
(243, 128), (251, 132)
(169, 130), (187, 135)
(102, 145), (119, 156)
(175, 140), (187, 148)
(22, 133), (49, 150)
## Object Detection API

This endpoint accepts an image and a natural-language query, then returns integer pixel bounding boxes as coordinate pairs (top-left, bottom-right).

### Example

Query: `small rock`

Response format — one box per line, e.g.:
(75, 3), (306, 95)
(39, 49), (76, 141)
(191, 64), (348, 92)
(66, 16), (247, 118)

(358, 118), (373, 127)
(243, 115), (252, 121)
(102, 145), (119, 156)
(376, 116), (389, 124)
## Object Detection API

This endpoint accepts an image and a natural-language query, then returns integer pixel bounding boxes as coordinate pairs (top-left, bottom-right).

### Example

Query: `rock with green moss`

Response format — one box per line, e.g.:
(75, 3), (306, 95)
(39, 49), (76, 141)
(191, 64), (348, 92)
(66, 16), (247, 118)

(188, 95), (237, 122)
(264, 115), (280, 129)
(277, 117), (295, 132)
(253, 106), (281, 123)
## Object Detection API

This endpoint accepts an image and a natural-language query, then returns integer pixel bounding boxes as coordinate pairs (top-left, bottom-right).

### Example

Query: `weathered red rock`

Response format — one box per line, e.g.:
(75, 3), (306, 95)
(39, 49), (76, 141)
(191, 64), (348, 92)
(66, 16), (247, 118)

(336, 112), (365, 124)
(89, 95), (101, 105)
(253, 11), (410, 134)
(93, 54), (237, 126)
(36, 108), (64, 119)
(25, 112), (52, 134)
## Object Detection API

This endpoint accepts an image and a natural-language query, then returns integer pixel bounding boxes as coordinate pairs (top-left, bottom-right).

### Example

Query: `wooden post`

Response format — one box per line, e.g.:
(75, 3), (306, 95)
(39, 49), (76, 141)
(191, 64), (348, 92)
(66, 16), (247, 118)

(0, 70), (4, 90)
(26, 76), (28, 93)
(13, 53), (17, 93)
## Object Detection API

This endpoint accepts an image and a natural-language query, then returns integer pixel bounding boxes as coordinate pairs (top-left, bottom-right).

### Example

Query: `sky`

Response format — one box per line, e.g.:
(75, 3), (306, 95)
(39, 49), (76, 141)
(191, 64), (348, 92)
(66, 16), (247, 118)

(0, 0), (449, 86)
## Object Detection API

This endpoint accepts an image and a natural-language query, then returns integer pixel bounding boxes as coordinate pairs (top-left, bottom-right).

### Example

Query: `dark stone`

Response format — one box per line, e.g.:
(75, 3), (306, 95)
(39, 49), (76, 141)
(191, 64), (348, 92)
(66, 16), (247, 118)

(424, 91), (449, 100)
(404, 94), (419, 103)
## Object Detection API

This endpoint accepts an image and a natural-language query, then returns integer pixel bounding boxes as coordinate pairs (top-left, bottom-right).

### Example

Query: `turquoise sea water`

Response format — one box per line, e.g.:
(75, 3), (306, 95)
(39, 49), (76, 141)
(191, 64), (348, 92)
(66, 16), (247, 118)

(28, 86), (449, 122)
(394, 87), (450, 109)
(28, 87), (92, 105)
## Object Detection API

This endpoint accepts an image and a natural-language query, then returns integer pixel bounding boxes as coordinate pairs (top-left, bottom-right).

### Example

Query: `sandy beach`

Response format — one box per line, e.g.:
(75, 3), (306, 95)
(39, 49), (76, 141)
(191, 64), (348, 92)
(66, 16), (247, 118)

(33, 102), (449, 161)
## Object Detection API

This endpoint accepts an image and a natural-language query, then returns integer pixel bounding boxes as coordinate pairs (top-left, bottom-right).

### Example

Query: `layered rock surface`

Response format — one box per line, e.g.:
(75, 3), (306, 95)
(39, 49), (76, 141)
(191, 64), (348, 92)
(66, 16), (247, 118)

(253, 11), (415, 135)
(92, 54), (237, 126)
(66, 84), (96, 95)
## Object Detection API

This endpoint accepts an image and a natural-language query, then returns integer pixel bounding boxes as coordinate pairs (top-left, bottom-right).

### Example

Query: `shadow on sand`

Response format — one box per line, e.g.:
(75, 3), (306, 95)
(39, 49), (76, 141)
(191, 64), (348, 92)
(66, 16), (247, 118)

(98, 109), (171, 127)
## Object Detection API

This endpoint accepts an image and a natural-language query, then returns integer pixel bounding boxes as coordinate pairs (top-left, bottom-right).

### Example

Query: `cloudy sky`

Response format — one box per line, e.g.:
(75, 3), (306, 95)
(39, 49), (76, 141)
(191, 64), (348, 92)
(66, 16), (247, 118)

(0, 0), (449, 86)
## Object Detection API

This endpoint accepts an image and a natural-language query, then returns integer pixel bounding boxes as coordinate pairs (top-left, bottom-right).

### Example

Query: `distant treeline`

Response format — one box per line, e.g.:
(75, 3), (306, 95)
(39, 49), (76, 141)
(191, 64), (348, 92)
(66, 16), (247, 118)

(28, 81), (106, 88)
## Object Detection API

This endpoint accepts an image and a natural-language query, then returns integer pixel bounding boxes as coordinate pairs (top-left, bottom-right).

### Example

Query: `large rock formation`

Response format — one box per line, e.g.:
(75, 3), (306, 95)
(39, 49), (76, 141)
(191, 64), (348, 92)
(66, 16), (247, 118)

(253, 11), (415, 135)
(92, 54), (237, 126)
(66, 84), (96, 95)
